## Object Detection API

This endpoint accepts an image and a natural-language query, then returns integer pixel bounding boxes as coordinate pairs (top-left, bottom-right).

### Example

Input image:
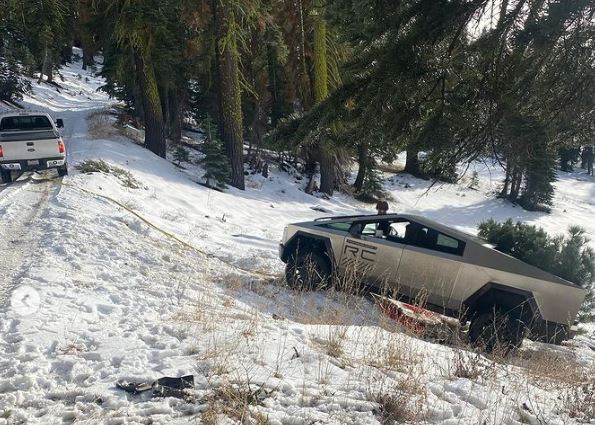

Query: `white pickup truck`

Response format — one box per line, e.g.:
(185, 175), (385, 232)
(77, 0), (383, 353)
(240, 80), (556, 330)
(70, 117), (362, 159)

(0, 112), (68, 183)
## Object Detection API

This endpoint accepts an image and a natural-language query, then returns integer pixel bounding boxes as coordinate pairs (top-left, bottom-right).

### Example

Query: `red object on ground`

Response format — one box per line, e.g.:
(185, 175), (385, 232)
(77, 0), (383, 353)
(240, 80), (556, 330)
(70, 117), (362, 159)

(374, 294), (444, 335)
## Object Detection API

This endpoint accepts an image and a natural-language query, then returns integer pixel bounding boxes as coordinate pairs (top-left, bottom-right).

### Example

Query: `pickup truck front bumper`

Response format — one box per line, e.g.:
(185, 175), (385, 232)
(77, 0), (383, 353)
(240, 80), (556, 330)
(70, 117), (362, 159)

(1, 157), (65, 172)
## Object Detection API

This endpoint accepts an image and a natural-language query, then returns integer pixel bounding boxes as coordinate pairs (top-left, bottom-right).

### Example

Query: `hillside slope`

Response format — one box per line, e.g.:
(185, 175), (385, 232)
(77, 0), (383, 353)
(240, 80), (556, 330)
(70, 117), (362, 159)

(0, 55), (593, 425)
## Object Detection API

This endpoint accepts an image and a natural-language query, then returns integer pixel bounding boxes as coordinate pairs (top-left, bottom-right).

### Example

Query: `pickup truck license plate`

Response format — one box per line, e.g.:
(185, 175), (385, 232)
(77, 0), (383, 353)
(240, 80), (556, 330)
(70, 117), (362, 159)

(27, 160), (39, 166)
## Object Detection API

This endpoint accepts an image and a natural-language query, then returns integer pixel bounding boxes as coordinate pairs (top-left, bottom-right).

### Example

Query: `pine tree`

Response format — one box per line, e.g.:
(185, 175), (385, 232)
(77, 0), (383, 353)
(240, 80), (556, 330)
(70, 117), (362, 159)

(92, 0), (186, 158)
(0, 50), (31, 102)
(199, 117), (231, 189)
(519, 138), (557, 211)
(173, 146), (190, 165)
(355, 159), (385, 202)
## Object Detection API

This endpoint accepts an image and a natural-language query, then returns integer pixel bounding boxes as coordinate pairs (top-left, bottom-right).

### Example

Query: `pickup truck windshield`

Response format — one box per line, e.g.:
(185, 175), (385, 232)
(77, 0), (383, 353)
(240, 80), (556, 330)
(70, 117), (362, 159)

(0, 115), (53, 131)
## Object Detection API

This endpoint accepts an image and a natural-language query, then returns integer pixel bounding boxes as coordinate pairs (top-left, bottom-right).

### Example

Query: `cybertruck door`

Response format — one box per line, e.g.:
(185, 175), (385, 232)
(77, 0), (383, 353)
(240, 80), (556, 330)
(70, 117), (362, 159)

(396, 225), (465, 311)
(339, 221), (405, 290)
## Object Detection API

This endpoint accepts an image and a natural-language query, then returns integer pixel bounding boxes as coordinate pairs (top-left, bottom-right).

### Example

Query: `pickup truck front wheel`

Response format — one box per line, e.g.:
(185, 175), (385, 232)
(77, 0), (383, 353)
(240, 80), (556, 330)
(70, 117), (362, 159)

(468, 309), (525, 353)
(1, 169), (12, 184)
(285, 251), (332, 290)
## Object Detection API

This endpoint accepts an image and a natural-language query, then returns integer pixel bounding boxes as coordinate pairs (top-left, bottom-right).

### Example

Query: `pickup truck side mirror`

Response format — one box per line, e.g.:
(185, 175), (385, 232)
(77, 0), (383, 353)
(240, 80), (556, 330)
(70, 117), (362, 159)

(56, 119), (64, 128)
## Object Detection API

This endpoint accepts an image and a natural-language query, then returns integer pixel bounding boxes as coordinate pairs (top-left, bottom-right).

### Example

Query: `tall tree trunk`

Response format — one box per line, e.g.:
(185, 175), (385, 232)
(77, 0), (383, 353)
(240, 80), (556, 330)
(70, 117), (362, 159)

(296, 0), (312, 111)
(313, 0), (335, 195)
(78, 0), (95, 71)
(509, 168), (522, 201)
(354, 143), (369, 191)
(39, 47), (49, 83)
(312, 0), (328, 103)
(585, 146), (594, 176)
(82, 46), (95, 70)
(266, 37), (282, 128)
(134, 50), (166, 158)
(500, 165), (511, 198)
(319, 146), (335, 195)
(170, 89), (183, 144)
(46, 57), (53, 83)
(162, 88), (171, 138)
(405, 149), (421, 176)
(214, 0), (245, 190)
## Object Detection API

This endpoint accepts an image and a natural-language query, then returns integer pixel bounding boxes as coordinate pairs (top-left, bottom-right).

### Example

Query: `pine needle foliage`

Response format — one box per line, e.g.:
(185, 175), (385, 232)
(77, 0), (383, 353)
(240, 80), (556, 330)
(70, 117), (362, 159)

(173, 146), (190, 165)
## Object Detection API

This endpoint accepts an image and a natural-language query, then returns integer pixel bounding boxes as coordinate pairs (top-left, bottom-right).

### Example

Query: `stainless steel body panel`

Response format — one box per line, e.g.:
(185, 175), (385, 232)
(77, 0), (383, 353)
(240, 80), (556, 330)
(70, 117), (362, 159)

(396, 245), (463, 310)
(340, 235), (405, 286)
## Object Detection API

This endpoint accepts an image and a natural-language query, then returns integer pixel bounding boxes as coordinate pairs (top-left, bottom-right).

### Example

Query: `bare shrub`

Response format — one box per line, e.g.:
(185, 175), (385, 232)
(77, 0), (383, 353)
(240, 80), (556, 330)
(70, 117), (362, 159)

(523, 349), (586, 387)
(369, 378), (426, 424)
(87, 110), (118, 139)
(366, 333), (414, 372)
(76, 159), (142, 189)
(325, 326), (347, 358)
(240, 309), (260, 339)
(448, 349), (493, 380)
(202, 381), (270, 423)
(564, 382), (595, 422)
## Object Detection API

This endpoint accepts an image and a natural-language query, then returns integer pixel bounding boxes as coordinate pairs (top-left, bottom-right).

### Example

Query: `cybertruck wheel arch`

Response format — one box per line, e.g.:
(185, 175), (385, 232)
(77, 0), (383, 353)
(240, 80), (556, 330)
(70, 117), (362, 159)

(282, 231), (335, 267)
(463, 282), (539, 323)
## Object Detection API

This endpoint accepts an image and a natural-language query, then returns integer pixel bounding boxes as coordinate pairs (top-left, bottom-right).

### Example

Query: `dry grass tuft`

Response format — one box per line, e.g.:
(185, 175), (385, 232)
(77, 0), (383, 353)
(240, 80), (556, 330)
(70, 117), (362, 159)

(76, 159), (142, 189)
(564, 381), (595, 421)
(87, 110), (119, 139)
(370, 378), (426, 424)
(523, 349), (587, 387)
(366, 333), (417, 373)
(324, 326), (347, 358)
(202, 381), (270, 423)
(448, 349), (494, 380)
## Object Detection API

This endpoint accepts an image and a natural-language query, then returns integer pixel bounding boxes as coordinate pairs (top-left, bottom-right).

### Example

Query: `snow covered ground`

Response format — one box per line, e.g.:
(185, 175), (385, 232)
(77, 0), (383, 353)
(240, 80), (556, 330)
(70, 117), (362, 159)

(0, 53), (594, 424)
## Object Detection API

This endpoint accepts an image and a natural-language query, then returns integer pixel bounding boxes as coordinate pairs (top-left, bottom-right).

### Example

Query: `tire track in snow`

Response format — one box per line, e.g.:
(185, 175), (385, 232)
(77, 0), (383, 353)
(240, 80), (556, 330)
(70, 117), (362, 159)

(0, 177), (61, 308)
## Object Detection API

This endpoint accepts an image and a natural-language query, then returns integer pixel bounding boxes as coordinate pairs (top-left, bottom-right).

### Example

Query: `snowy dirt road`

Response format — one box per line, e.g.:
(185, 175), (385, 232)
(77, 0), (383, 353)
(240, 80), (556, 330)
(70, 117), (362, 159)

(0, 175), (62, 307)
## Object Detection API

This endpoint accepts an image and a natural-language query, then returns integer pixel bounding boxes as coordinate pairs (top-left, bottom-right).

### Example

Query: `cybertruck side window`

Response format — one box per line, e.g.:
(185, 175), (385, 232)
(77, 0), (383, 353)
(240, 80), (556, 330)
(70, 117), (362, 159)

(317, 221), (352, 232)
(403, 222), (465, 256)
(351, 218), (410, 243)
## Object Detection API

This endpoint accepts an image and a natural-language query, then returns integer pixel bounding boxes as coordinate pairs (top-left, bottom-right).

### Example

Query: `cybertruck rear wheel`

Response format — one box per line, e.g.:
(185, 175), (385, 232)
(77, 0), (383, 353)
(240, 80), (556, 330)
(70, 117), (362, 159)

(285, 251), (332, 290)
(468, 308), (525, 354)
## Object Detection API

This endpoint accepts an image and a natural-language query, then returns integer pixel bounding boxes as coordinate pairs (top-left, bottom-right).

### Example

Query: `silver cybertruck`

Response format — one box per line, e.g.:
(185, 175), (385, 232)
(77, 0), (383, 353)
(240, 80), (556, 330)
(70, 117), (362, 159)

(279, 214), (587, 351)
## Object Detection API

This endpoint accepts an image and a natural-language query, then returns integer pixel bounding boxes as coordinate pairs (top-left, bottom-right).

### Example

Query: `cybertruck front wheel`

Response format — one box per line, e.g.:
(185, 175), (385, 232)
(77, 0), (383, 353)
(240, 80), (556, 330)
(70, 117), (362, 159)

(285, 251), (332, 290)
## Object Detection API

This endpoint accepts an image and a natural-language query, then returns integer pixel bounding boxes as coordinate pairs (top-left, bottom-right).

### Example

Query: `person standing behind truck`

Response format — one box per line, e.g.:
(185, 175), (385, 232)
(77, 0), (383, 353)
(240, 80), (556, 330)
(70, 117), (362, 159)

(375, 200), (390, 237)
(376, 200), (389, 215)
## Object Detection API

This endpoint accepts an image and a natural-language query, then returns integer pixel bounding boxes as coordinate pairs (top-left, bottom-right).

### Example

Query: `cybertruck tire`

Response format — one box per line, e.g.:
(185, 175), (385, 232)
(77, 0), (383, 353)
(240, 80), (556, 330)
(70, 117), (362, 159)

(468, 308), (525, 354)
(285, 251), (332, 290)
